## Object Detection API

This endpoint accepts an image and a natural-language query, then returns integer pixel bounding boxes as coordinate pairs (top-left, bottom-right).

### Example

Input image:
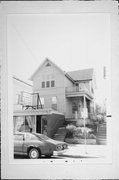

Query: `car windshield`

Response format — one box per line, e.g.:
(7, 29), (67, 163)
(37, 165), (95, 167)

(33, 133), (51, 141)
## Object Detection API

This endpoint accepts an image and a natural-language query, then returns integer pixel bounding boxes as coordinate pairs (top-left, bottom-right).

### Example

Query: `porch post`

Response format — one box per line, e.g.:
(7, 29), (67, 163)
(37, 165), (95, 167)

(83, 95), (86, 145)
(84, 95), (86, 108)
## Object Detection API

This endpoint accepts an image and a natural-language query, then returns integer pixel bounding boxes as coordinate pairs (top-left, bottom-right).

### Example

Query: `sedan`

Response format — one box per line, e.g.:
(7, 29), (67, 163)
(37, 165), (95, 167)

(14, 132), (68, 159)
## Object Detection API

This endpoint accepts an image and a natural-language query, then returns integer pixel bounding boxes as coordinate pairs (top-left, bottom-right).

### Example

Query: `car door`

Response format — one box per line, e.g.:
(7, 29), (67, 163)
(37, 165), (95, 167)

(14, 134), (24, 154)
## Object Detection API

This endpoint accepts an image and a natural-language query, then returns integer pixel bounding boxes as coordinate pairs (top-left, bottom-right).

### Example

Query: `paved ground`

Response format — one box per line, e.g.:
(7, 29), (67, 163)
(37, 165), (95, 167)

(14, 144), (107, 159)
(56, 144), (107, 158)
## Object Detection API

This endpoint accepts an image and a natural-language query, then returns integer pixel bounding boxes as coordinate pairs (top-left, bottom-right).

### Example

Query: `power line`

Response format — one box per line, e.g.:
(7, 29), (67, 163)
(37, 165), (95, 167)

(12, 24), (39, 64)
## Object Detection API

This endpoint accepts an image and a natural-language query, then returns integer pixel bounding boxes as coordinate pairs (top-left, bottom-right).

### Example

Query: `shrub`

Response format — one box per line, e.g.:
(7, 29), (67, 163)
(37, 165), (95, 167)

(65, 124), (77, 138)
(65, 124), (96, 139)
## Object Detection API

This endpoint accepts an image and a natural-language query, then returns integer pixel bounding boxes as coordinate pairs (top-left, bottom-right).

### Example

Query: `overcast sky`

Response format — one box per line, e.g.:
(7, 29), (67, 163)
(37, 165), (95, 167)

(7, 13), (111, 105)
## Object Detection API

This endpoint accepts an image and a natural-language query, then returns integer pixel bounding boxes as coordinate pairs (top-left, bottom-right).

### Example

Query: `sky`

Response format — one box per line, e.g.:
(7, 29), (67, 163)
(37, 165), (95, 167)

(7, 13), (111, 106)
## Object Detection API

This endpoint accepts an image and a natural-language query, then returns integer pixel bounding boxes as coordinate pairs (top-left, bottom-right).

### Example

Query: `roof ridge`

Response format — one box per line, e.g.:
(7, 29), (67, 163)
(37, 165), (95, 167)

(67, 68), (93, 73)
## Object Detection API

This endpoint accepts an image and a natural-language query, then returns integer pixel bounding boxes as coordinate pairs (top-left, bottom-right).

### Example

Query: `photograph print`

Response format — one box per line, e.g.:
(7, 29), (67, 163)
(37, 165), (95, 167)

(7, 12), (111, 162)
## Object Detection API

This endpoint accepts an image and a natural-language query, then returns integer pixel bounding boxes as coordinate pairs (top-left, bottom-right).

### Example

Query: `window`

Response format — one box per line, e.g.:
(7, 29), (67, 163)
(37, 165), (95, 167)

(46, 81), (50, 88)
(51, 97), (57, 110)
(42, 81), (45, 88)
(39, 97), (44, 108)
(13, 116), (24, 132)
(51, 80), (55, 87)
(45, 62), (51, 67)
(72, 102), (78, 114)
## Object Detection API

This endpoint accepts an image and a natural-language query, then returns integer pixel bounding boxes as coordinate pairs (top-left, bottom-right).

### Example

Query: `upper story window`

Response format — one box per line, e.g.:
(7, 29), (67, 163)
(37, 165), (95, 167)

(41, 80), (55, 88)
(39, 97), (45, 108)
(42, 81), (45, 88)
(46, 81), (50, 88)
(51, 80), (55, 87)
(45, 62), (51, 67)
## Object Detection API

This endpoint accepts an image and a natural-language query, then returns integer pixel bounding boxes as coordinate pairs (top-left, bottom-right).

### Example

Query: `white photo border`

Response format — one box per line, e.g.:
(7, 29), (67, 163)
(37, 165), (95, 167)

(1, 1), (119, 179)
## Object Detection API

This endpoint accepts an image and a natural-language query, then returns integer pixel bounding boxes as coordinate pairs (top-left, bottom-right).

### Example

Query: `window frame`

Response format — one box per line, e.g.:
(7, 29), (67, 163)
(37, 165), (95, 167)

(51, 80), (55, 87)
(46, 81), (50, 88)
(51, 96), (57, 110)
(41, 81), (45, 88)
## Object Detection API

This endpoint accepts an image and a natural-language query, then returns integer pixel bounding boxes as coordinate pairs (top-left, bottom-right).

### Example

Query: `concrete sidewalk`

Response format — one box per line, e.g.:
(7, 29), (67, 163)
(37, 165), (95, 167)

(57, 144), (108, 158)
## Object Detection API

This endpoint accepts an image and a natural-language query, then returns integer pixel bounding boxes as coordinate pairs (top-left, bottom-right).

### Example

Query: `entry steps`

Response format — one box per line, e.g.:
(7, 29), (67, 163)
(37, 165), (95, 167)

(53, 126), (67, 142)
(96, 122), (107, 145)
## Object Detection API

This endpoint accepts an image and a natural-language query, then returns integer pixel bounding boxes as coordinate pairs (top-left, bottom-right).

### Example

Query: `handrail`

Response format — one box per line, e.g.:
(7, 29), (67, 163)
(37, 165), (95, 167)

(65, 85), (89, 93)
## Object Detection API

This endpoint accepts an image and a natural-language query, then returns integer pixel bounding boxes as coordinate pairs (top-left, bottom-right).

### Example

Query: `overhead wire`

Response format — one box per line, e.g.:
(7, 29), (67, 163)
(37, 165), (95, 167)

(12, 24), (39, 64)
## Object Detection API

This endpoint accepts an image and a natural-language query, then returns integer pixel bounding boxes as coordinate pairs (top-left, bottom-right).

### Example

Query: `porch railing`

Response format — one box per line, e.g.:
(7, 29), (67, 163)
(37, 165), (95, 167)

(65, 85), (93, 98)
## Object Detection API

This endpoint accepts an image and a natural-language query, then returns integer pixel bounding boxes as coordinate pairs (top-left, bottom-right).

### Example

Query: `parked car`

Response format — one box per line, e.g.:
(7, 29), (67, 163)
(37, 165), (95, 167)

(14, 132), (68, 159)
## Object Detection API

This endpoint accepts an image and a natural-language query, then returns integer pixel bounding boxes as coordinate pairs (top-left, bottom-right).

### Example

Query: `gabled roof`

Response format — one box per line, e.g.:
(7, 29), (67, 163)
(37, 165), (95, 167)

(29, 58), (95, 85)
(29, 58), (74, 82)
(67, 68), (94, 81)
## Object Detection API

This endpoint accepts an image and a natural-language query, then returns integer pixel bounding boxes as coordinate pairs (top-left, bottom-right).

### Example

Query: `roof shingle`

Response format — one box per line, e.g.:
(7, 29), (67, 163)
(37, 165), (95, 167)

(67, 68), (93, 81)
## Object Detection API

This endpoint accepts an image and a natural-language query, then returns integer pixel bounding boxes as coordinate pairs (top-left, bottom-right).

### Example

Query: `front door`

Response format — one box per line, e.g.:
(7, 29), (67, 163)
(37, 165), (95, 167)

(76, 83), (79, 92)
(42, 116), (47, 135)
(36, 115), (42, 133)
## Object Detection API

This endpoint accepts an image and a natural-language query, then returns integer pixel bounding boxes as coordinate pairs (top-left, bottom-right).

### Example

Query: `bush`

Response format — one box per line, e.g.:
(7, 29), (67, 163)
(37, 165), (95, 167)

(65, 124), (77, 138)
(65, 124), (96, 139)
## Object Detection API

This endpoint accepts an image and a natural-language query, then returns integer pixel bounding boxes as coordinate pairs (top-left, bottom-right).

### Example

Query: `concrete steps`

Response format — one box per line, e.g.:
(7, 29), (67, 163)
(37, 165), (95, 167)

(96, 122), (107, 145)
(53, 127), (67, 142)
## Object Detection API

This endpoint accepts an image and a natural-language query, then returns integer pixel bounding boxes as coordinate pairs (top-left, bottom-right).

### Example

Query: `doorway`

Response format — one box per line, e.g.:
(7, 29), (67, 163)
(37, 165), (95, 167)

(76, 83), (79, 92)
(36, 115), (42, 133)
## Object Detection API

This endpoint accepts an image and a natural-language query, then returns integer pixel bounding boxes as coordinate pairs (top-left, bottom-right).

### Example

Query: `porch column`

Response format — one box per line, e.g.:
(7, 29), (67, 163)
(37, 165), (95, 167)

(83, 95), (86, 127)
(83, 95), (86, 145)
(90, 100), (94, 113)
(84, 95), (86, 108)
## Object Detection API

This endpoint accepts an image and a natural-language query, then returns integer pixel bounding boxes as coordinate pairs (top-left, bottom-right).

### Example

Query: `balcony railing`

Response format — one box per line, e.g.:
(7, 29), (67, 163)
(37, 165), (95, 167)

(65, 85), (93, 98)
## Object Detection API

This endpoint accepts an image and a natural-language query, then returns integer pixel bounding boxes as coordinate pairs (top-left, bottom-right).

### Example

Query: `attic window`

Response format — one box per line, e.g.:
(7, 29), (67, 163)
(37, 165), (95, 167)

(45, 62), (51, 67)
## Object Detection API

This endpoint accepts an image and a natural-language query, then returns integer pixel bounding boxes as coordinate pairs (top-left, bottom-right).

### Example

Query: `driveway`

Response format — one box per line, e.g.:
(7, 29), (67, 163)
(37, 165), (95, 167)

(56, 144), (108, 158)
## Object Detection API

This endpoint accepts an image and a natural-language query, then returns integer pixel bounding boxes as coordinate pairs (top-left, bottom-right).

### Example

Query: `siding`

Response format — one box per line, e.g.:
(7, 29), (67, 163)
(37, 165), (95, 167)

(64, 76), (74, 118)
(32, 63), (66, 114)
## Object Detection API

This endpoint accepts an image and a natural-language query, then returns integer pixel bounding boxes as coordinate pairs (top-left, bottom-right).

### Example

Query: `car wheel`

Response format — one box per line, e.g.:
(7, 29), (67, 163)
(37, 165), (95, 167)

(28, 148), (40, 159)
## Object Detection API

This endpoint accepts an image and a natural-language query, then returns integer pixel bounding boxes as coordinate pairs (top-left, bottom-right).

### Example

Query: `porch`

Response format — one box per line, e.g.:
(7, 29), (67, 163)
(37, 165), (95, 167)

(65, 85), (93, 99)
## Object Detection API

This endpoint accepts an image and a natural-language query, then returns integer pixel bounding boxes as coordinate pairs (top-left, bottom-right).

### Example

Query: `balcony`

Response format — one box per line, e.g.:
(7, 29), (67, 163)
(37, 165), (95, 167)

(65, 85), (93, 99)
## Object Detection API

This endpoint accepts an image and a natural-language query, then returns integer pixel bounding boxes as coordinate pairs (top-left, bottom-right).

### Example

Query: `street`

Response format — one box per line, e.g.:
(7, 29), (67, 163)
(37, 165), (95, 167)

(14, 144), (108, 159)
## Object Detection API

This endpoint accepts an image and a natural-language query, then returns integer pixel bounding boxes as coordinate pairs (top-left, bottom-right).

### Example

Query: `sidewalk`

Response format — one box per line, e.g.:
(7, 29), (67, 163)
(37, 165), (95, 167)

(57, 144), (108, 158)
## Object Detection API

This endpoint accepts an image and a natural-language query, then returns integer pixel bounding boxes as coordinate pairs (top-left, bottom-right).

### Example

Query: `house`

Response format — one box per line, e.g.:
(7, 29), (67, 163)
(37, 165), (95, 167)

(13, 76), (33, 110)
(30, 58), (96, 125)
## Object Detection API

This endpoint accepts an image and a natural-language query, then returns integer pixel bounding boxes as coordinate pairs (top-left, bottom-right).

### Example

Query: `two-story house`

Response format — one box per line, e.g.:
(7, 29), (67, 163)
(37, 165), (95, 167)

(30, 58), (96, 125)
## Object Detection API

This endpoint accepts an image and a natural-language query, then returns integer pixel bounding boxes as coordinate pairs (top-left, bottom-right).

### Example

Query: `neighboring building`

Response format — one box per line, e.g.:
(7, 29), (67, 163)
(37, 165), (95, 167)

(13, 108), (65, 138)
(13, 76), (65, 138)
(13, 76), (33, 110)
(30, 58), (96, 125)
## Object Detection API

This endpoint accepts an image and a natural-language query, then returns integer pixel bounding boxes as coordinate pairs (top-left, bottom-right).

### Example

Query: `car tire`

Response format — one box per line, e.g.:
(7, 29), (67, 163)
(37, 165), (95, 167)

(28, 148), (41, 159)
